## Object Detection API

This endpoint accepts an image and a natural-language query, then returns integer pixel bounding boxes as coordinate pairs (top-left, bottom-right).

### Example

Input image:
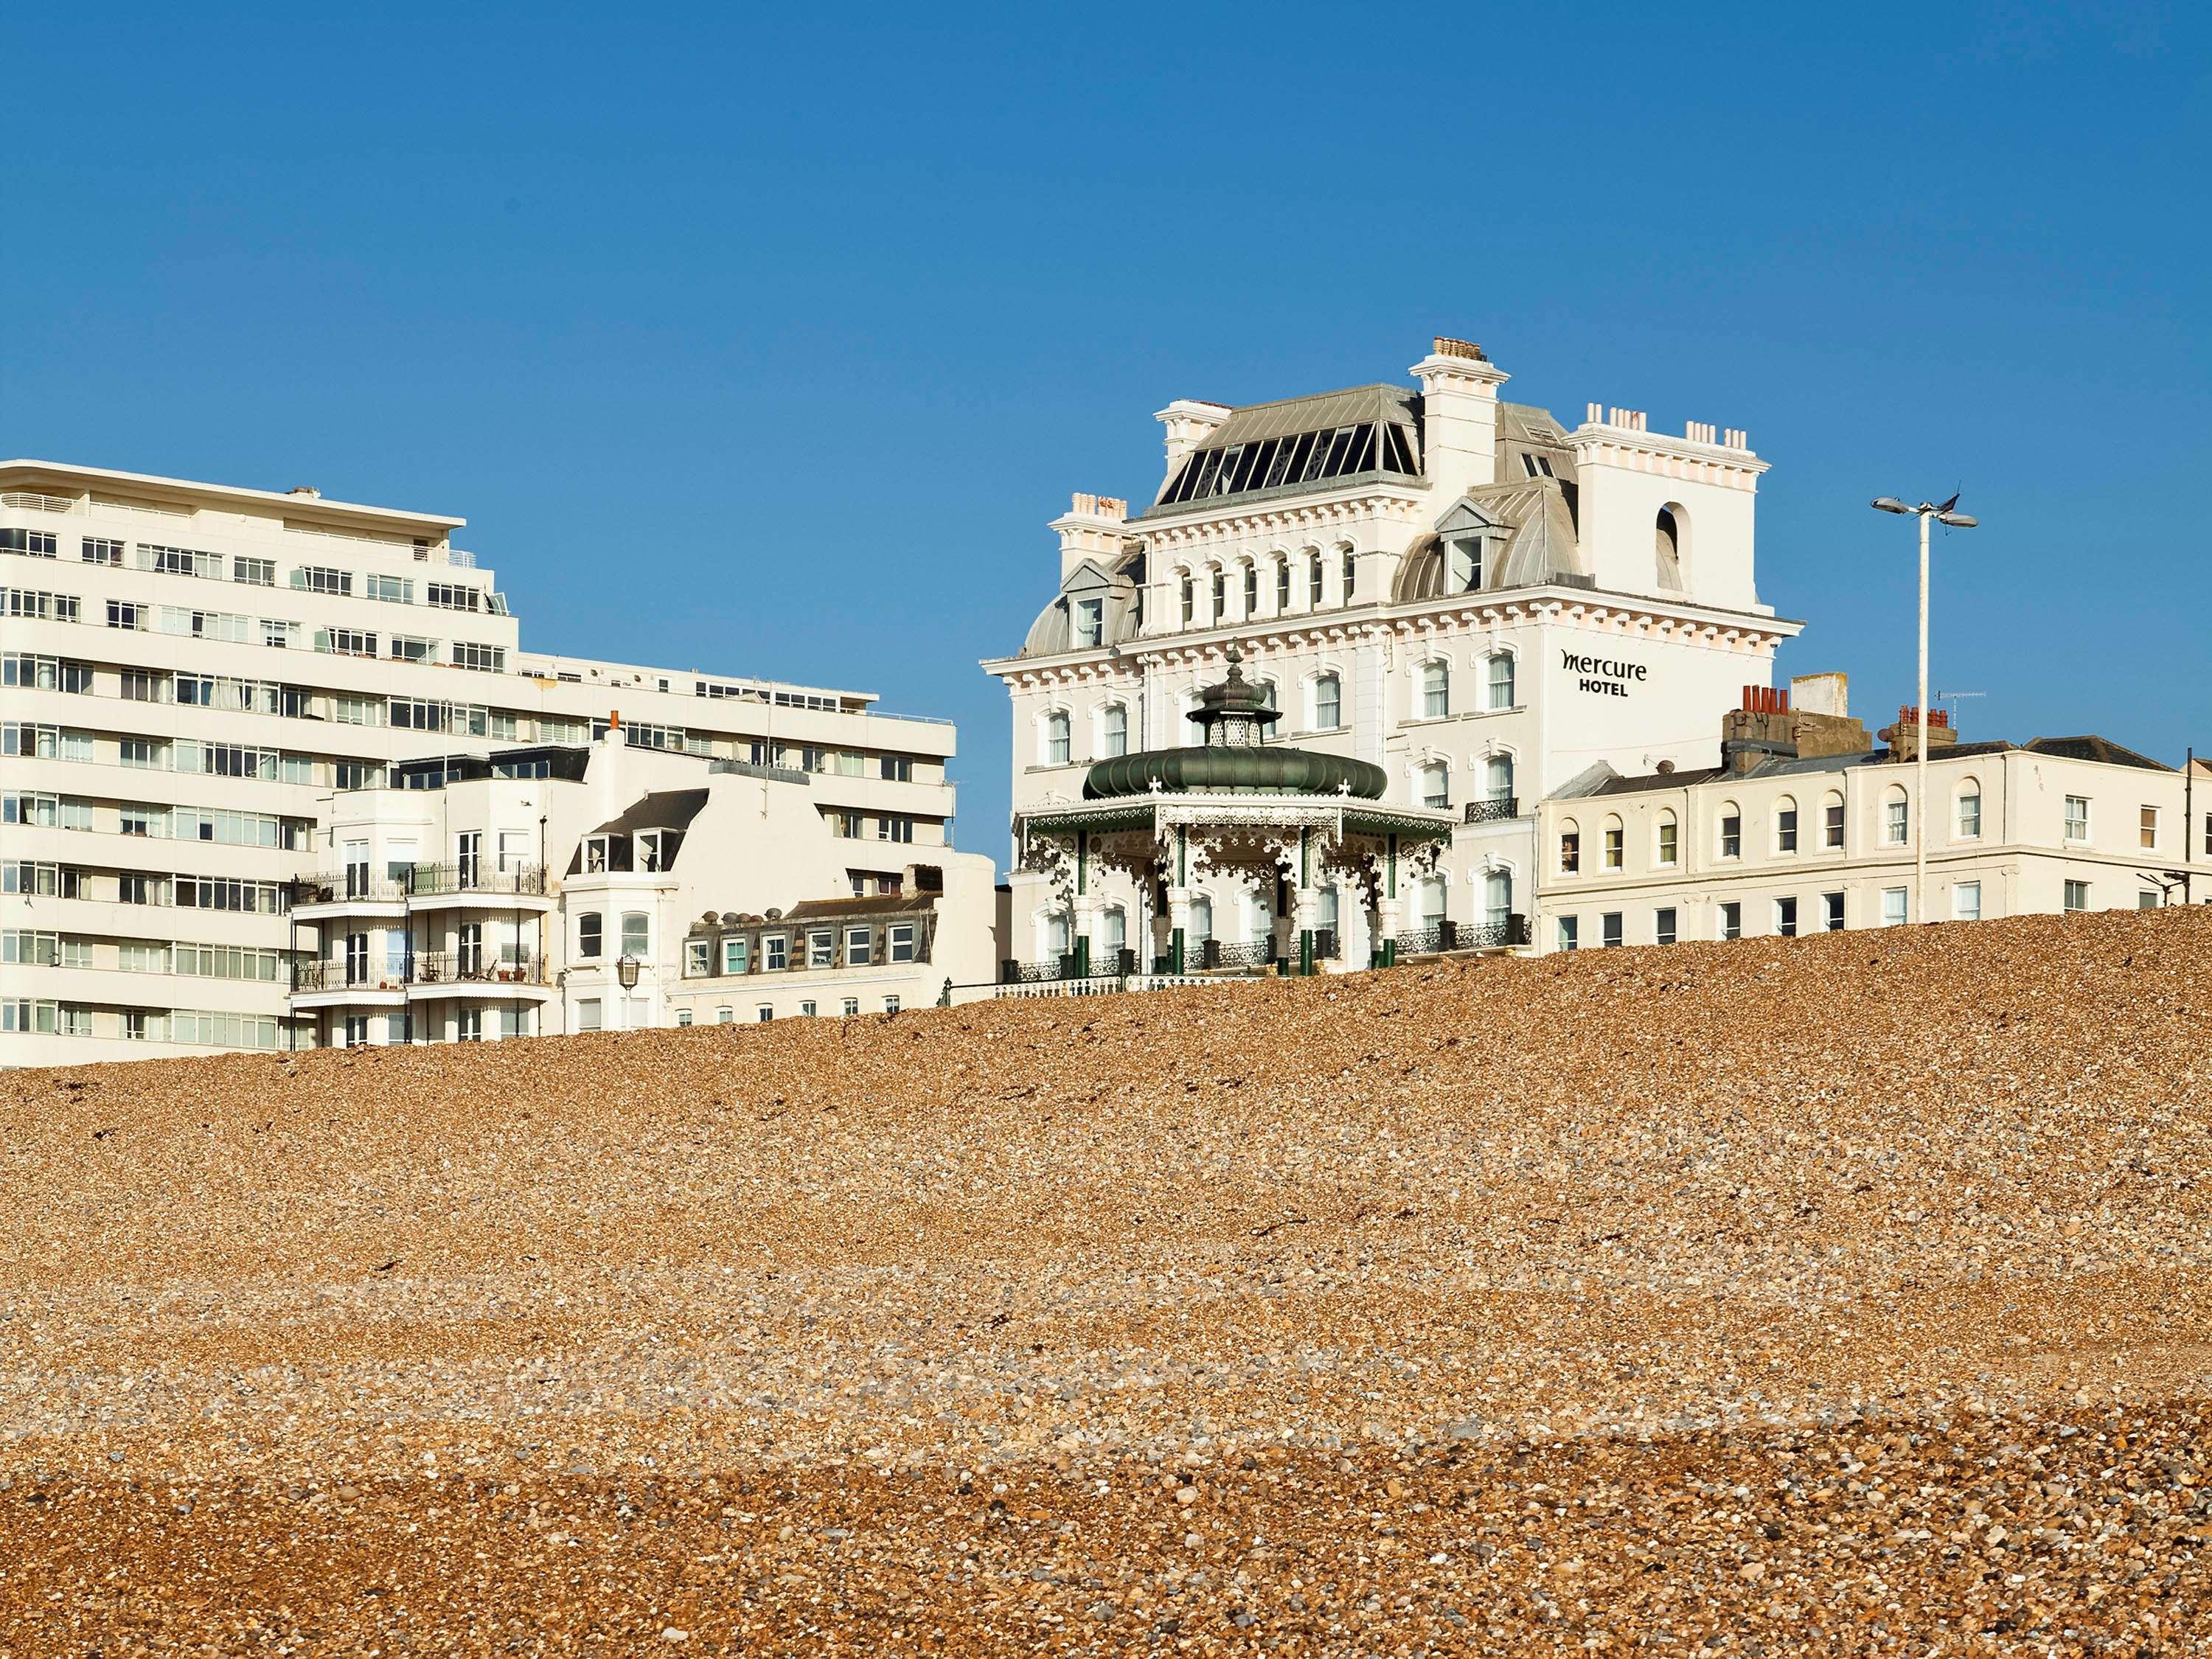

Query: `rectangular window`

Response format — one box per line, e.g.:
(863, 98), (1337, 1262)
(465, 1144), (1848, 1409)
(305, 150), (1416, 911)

(1555, 915), (1578, 951)
(1074, 597), (1104, 648)
(1600, 911), (1624, 948)
(686, 940), (712, 977)
(576, 999), (602, 1032)
(81, 538), (123, 566)
(841, 997), (860, 1018)
(1719, 812), (1742, 859)
(1776, 806), (1798, 853)
(880, 754), (914, 782)
(366, 574), (413, 604)
(1956, 791), (1980, 839)
(1882, 887), (1907, 927)
(1211, 571), (1226, 617)
(0, 528), (57, 557)
(1825, 801), (1846, 849)
(2064, 796), (2088, 842)
(2140, 805), (2159, 849)
(233, 557), (276, 586)
(765, 934), (787, 971)
(1821, 891), (1845, 931)
(139, 543), (222, 578)
(322, 627), (377, 657)
(388, 635), (435, 663)
(721, 936), (750, 975)
(1314, 676), (1341, 730)
(2138, 889), (2162, 909)
(1654, 907), (1677, 946)
(1885, 799), (1909, 846)
(845, 926), (873, 966)
(427, 582), (480, 611)
(807, 929), (834, 968)
(1657, 819), (1677, 866)
(262, 618), (300, 649)
(1558, 831), (1579, 874)
(293, 566), (352, 595)
(757, 1006), (773, 1023)
(675, 1009), (694, 1026)
(880, 815), (915, 843)
(1603, 826), (1623, 870)
(1486, 653), (1515, 710)
(107, 599), (147, 630)
(888, 922), (917, 962)
(619, 913), (650, 956)
(2064, 880), (2090, 912)
(1719, 900), (1742, 941)
(577, 914), (602, 959)
(1421, 662), (1448, 718)
(1775, 897), (1798, 937)
(4, 588), (80, 622)
(1952, 880), (1981, 922)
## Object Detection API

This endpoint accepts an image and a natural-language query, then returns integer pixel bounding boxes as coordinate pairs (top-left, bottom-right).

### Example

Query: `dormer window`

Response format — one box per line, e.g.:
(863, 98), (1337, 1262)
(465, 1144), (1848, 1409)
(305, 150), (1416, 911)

(1074, 597), (1104, 649)
(1520, 453), (1556, 479)
(1447, 536), (1483, 594)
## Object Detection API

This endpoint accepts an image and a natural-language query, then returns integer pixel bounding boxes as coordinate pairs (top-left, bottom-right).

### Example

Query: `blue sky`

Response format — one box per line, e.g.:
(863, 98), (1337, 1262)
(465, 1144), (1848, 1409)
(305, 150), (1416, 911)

(5, 3), (2207, 866)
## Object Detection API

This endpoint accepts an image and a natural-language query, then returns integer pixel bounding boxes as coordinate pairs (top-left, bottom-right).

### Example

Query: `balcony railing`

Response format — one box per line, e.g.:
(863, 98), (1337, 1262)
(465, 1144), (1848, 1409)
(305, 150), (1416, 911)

(296, 863), (548, 904)
(1394, 915), (1531, 958)
(293, 952), (551, 992)
(1463, 795), (1520, 824)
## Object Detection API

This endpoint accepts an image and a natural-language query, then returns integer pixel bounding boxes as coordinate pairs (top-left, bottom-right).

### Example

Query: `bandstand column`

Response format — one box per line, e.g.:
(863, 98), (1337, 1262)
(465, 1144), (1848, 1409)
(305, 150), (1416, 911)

(1169, 823), (1191, 975)
(1377, 832), (1402, 968)
(1072, 829), (1095, 978)
(1296, 824), (1315, 977)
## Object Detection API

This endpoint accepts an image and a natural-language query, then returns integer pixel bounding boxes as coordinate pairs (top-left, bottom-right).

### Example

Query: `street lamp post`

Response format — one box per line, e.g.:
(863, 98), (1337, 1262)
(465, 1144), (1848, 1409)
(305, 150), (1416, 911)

(616, 953), (641, 1029)
(1871, 495), (1978, 922)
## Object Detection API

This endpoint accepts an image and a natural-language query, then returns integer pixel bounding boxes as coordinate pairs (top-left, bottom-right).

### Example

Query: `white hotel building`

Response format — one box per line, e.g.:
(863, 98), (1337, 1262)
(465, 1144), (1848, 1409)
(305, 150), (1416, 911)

(985, 336), (1802, 970)
(0, 461), (960, 1067)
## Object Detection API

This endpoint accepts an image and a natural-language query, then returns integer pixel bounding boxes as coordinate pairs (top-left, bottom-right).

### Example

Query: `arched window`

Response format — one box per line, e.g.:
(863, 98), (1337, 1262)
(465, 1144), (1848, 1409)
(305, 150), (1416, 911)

(1102, 906), (1127, 957)
(1486, 652), (1516, 710)
(1242, 563), (1259, 615)
(1316, 886), (1340, 931)
(1417, 877), (1446, 928)
(1255, 677), (1279, 713)
(1419, 761), (1450, 810)
(1484, 752), (1514, 804)
(1045, 910), (1071, 959)
(1045, 710), (1071, 766)
(1884, 787), (1910, 846)
(1655, 809), (1679, 866)
(1275, 557), (1290, 612)
(1775, 795), (1799, 854)
(1102, 703), (1128, 758)
(1655, 505), (1684, 590)
(1420, 659), (1450, 718)
(1180, 574), (1194, 625)
(1308, 552), (1324, 608)
(1246, 892), (1272, 942)
(1957, 782), (1983, 839)
(1601, 815), (1624, 870)
(1210, 567), (1227, 619)
(1189, 894), (1214, 942)
(1312, 672), (1342, 730)
(1559, 818), (1581, 874)
(1821, 791), (1846, 850)
(1718, 802), (1742, 858)
(1484, 869), (1512, 928)
(1341, 549), (1357, 600)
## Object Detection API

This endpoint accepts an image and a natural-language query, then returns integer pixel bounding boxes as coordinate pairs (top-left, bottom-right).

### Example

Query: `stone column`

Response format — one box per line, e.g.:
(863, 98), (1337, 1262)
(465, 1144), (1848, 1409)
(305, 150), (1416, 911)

(1167, 886), (1192, 976)
(1295, 825), (1316, 977)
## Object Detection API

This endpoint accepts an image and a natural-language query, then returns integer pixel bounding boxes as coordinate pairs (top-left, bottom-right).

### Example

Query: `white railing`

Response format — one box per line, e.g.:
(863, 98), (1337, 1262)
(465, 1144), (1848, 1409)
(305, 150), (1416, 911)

(1, 493), (76, 514)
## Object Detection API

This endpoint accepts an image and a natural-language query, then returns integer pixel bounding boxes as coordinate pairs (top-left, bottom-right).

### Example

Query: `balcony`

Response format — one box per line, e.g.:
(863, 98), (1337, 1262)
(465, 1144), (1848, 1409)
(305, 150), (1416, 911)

(292, 952), (552, 995)
(294, 863), (549, 908)
(1463, 796), (1520, 824)
(1392, 916), (1531, 958)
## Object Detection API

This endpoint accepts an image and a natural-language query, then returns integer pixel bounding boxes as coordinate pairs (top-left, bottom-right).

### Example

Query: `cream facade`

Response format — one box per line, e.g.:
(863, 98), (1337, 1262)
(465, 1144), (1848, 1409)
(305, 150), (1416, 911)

(984, 338), (1801, 970)
(1537, 710), (2192, 952)
(0, 462), (960, 1066)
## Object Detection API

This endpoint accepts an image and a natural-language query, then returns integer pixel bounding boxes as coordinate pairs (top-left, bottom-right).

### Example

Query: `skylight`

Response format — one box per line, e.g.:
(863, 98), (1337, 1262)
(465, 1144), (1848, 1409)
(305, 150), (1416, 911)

(1156, 421), (1419, 508)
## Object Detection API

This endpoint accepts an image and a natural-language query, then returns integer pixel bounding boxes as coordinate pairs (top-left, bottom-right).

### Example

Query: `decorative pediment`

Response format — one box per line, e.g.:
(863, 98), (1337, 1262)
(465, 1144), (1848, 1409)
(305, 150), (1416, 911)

(1433, 496), (1507, 537)
(1059, 557), (1120, 598)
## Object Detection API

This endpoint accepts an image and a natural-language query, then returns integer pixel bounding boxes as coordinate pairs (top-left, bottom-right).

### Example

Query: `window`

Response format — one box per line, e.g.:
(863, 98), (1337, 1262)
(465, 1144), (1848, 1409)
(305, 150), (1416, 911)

(1775, 799), (1798, 854)
(1447, 536), (1482, 594)
(1484, 753), (1514, 804)
(1601, 912), (1624, 949)
(81, 538), (123, 566)
(1180, 575), (1194, 624)
(688, 940), (714, 977)
(1885, 795), (1909, 846)
(846, 926), (873, 966)
(1957, 787), (1981, 840)
(884, 996), (901, 1015)
(880, 754), (914, 782)
(233, 557), (275, 586)
(1882, 887), (1907, 928)
(263, 618), (300, 649)
(880, 815), (915, 844)
(765, 935), (788, 970)
(1102, 704), (1127, 758)
(1559, 825), (1580, 874)
(1211, 569), (1226, 618)
(803, 929), (832, 968)
(2140, 805), (2159, 849)
(721, 936), (750, 975)
(1775, 897), (1798, 937)
(577, 914), (602, 959)
(1242, 564), (1257, 614)
(1821, 891), (1845, 931)
(716, 1006), (735, 1024)
(1952, 880), (1981, 922)
(889, 922), (917, 963)
(1074, 597), (1104, 648)
(1655, 813), (1678, 866)
(4, 588), (80, 622)
(1522, 453), (1557, 479)
(2064, 880), (2090, 912)
(2064, 796), (2088, 842)
(1046, 711), (1071, 766)
(832, 996), (855, 1018)
(1719, 901), (1742, 941)
(757, 1006), (773, 1023)
(1602, 821), (1624, 871)
(1486, 653), (1515, 711)
(1557, 916), (1579, 951)
(107, 599), (147, 630)
(1276, 560), (1290, 611)
(1341, 549), (1355, 599)
(452, 641), (504, 672)
(1655, 907), (1677, 946)
(577, 999), (602, 1032)
(293, 566), (352, 596)
(1312, 673), (1341, 731)
(1824, 799), (1846, 850)
(366, 573), (412, 604)
(676, 1009), (694, 1026)
(388, 635), (434, 663)
(1719, 807), (1742, 859)
(1420, 661), (1449, 718)
(1308, 554), (1323, 608)
(1419, 762), (1449, 811)
(427, 582), (480, 611)
(323, 627), (377, 657)
(456, 1008), (484, 1043)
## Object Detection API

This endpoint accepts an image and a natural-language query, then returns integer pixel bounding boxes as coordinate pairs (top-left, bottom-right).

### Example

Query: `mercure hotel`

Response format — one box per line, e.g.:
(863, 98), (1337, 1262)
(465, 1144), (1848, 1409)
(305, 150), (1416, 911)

(985, 336), (1804, 973)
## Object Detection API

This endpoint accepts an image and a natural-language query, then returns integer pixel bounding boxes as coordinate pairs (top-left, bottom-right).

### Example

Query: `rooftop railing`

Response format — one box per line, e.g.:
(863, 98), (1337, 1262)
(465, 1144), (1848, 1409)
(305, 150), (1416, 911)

(296, 863), (547, 904)
(292, 951), (550, 993)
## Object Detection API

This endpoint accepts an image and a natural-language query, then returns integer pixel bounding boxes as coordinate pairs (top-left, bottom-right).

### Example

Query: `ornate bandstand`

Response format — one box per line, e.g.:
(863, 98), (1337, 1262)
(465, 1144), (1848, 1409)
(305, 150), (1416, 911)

(1012, 653), (1457, 980)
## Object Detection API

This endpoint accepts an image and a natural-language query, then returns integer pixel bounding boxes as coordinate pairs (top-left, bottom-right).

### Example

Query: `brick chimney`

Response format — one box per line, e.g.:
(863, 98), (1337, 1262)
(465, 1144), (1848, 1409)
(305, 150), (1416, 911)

(1051, 493), (1131, 581)
(1720, 678), (1871, 773)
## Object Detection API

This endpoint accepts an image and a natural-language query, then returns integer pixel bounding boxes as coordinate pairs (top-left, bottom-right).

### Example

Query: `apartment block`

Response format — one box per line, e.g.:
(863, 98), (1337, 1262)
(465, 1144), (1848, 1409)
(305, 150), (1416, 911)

(0, 461), (959, 1065)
